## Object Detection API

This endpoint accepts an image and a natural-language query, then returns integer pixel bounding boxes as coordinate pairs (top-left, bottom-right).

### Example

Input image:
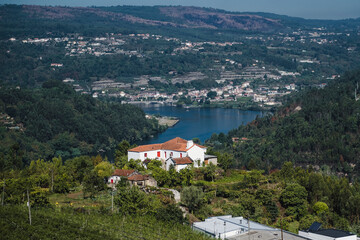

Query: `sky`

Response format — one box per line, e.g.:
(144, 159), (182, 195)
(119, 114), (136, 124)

(1, 0), (360, 20)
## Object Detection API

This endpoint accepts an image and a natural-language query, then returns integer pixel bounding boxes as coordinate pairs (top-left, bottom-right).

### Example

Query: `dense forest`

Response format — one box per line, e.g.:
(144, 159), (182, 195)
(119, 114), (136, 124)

(0, 81), (164, 169)
(207, 68), (360, 179)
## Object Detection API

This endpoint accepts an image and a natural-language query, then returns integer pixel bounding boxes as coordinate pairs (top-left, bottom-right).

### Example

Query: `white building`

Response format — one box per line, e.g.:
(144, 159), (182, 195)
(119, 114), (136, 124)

(193, 215), (308, 240)
(128, 137), (215, 171)
(299, 222), (357, 240)
(107, 169), (136, 185)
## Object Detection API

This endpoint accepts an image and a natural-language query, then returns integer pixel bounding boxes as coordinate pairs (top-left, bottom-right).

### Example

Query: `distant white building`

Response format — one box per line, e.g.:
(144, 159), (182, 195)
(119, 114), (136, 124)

(128, 137), (216, 171)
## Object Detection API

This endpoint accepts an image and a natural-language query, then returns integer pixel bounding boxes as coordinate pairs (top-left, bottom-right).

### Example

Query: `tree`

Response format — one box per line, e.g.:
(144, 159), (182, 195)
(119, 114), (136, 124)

(179, 167), (193, 186)
(299, 215), (320, 230)
(82, 170), (105, 199)
(207, 91), (217, 99)
(313, 201), (329, 215)
(147, 160), (162, 170)
(280, 183), (308, 220)
(156, 204), (185, 224)
(280, 161), (295, 183)
(115, 140), (131, 158)
(115, 186), (159, 216)
(94, 161), (114, 179)
(152, 167), (171, 187)
(218, 153), (232, 171)
(181, 186), (204, 213)
(203, 163), (216, 181)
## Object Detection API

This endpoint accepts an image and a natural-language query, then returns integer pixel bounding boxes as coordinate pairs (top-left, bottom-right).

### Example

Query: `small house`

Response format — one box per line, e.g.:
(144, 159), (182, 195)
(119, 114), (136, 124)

(108, 169), (136, 185)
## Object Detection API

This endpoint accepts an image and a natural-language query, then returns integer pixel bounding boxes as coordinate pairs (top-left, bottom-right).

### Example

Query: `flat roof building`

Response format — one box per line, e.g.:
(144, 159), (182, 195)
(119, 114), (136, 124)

(193, 215), (308, 240)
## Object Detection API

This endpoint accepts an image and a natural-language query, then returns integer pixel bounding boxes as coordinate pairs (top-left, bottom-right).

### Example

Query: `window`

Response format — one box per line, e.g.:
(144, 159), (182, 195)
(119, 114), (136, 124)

(170, 152), (173, 157)
(180, 153), (182, 158)
(157, 151), (160, 157)
(144, 153), (147, 158)
(165, 152), (167, 158)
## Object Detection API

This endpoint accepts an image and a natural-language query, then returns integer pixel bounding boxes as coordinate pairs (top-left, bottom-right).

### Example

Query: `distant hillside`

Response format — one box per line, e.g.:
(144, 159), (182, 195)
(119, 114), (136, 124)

(1, 4), (357, 40)
(0, 81), (163, 168)
(208, 69), (360, 177)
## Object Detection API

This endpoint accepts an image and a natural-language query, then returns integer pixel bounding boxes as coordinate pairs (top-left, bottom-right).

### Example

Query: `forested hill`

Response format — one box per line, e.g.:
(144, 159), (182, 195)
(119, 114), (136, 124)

(208, 69), (360, 177)
(1, 5), (359, 40)
(0, 81), (163, 169)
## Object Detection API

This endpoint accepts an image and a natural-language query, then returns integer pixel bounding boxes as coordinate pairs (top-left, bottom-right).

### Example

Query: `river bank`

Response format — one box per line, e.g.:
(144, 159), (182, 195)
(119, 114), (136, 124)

(147, 114), (179, 127)
(125, 100), (277, 111)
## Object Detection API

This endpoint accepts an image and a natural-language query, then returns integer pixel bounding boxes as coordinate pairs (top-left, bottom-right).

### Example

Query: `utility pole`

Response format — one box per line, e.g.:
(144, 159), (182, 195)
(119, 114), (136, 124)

(27, 189), (32, 225)
(280, 217), (284, 240)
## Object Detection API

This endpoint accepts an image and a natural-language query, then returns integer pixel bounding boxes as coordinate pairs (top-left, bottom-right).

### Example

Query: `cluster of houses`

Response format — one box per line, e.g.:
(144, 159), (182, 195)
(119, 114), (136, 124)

(107, 137), (217, 187)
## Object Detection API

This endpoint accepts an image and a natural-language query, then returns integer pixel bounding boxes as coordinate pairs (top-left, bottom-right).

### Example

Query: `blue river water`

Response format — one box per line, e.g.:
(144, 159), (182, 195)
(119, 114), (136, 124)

(138, 104), (263, 145)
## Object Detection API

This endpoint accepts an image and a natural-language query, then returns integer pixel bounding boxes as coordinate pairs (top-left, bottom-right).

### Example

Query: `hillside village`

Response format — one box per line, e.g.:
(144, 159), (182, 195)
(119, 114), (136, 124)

(12, 25), (353, 109)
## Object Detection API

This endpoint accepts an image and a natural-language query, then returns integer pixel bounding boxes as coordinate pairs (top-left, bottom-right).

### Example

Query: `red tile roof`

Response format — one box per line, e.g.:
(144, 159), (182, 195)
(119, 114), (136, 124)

(128, 174), (150, 181)
(129, 137), (206, 152)
(112, 169), (135, 177)
(172, 156), (193, 165)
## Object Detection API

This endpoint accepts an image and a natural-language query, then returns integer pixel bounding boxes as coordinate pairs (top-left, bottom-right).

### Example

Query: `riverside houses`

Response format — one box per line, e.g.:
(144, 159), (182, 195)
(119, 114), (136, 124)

(128, 137), (217, 171)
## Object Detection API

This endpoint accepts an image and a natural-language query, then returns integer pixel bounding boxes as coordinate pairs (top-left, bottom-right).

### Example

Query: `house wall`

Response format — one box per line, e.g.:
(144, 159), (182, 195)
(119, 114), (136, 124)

(128, 151), (142, 161)
(187, 145), (206, 167)
(108, 176), (121, 184)
(128, 150), (186, 162)
(206, 157), (218, 165)
(145, 178), (157, 187)
(175, 164), (189, 172)
(165, 159), (174, 171)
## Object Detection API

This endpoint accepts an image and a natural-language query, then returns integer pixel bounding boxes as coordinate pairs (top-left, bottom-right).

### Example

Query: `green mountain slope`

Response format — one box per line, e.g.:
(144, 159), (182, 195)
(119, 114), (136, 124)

(208, 69), (360, 176)
(0, 81), (163, 168)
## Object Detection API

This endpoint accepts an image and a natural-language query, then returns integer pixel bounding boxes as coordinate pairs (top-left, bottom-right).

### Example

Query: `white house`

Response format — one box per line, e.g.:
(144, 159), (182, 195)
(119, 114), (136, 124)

(128, 137), (213, 171)
(107, 169), (136, 185)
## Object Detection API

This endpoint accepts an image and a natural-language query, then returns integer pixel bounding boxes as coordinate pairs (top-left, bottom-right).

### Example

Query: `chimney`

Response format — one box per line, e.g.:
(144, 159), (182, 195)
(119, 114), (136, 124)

(187, 140), (194, 149)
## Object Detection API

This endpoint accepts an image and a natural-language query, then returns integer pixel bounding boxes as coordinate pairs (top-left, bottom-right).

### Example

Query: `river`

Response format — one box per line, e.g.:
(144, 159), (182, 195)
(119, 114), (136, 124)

(139, 104), (263, 145)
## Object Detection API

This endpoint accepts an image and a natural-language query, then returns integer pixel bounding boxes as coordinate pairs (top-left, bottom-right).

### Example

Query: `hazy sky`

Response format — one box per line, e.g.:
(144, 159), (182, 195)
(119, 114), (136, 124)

(1, 0), (360, 20)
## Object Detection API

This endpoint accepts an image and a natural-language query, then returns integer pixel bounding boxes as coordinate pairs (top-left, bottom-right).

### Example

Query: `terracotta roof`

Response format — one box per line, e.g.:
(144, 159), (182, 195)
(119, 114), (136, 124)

(112, 169), (135, 177)
(128, 174), (150, 181)
(128, 143), (162, 152)
(129, 137), (206, 152)
(172, 156), (193, 165)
